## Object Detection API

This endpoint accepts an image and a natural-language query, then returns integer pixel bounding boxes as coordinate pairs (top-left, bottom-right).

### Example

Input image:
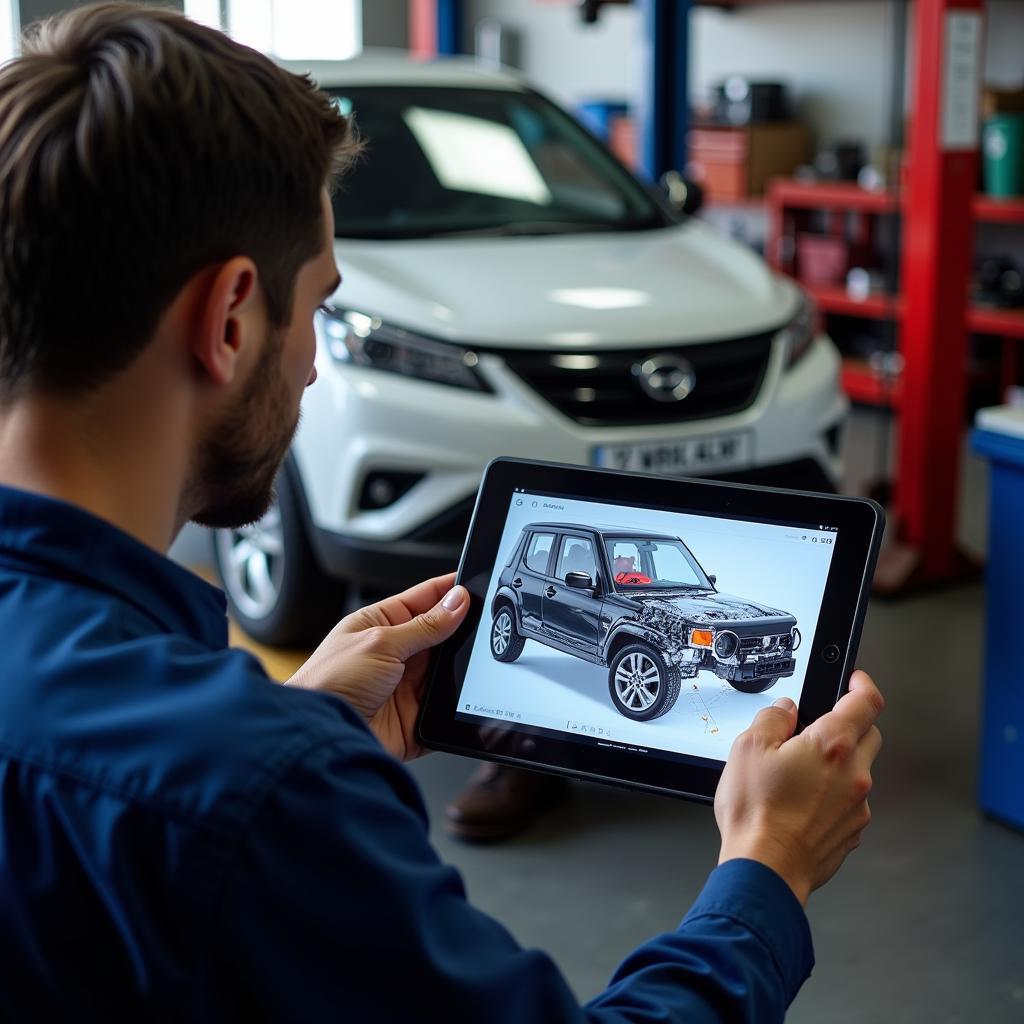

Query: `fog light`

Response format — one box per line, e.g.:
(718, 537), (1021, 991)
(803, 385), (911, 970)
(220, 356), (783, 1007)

(358, 471), (423, 511)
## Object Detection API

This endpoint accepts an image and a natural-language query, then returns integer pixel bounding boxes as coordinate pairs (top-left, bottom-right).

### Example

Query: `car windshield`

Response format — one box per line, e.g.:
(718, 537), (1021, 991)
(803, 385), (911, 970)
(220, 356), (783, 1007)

(605, 538), (711, 590)
(326, 86), (669, 240)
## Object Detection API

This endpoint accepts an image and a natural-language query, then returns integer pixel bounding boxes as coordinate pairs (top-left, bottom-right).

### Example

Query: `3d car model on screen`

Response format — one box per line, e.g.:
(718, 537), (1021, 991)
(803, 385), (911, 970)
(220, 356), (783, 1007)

(490, 523), (801, 721)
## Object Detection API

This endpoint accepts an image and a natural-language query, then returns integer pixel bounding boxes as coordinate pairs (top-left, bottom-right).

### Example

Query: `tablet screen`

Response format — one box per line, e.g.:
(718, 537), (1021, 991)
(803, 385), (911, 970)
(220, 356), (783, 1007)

(454, 488), (839, 765)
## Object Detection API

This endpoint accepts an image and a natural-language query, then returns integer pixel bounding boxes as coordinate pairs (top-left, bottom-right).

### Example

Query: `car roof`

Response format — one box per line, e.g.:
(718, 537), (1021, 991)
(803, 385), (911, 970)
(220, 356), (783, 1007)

(522, 523), (679, 542)
(275, 49), (528, 92)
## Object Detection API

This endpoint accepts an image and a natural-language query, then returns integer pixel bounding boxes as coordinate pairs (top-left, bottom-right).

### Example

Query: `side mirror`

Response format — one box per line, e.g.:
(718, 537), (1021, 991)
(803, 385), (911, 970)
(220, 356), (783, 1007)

(565, 571), (595, 590)
(708, 574), (717, 586)
(660, 169), (704, 217)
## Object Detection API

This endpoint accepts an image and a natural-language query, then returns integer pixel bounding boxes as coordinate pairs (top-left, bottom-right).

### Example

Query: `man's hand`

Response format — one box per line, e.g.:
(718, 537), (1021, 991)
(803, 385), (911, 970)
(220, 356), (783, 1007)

(714, 670), (884, 907)
(287, 574), (469, 762)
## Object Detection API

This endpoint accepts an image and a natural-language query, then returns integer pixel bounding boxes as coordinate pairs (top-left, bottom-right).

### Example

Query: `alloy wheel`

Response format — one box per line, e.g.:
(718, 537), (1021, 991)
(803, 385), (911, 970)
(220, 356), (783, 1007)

(492, 610), (512, 655)
(215, 501), (286, 622)
(614, 651), (661, 711)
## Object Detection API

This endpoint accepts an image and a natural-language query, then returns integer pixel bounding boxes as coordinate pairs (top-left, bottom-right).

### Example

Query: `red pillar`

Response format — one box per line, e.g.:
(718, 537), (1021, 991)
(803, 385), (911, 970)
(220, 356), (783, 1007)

(410, 0), (437, 59)
(878, 0), (985, 592)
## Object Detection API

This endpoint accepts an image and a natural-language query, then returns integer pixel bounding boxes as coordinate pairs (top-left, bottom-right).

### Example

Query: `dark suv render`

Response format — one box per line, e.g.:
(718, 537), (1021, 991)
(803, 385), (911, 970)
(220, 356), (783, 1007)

(490, 523), (801, 721)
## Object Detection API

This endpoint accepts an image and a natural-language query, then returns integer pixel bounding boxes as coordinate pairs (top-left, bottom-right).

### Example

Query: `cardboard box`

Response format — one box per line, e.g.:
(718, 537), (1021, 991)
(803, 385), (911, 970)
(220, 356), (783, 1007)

(686, 122), (811, 202)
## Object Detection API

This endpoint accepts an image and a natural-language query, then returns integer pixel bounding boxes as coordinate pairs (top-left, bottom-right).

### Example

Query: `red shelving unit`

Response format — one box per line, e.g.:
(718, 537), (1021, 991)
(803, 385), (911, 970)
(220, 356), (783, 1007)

(767, 178), (1024, 411)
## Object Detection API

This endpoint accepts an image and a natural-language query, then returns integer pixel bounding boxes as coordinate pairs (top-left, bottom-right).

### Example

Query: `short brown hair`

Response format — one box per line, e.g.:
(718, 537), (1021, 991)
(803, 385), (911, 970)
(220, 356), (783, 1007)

(0, 2), (358, 400)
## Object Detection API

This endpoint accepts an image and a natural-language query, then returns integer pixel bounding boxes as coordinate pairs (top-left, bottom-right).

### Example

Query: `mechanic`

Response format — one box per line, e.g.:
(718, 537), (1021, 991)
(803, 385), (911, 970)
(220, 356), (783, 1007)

(0, 5), (883, 1020)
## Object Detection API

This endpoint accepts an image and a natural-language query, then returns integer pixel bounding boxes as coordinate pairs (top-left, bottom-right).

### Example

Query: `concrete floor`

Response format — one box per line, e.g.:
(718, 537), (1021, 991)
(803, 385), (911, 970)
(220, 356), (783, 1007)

(178, 409), (1024, 1022)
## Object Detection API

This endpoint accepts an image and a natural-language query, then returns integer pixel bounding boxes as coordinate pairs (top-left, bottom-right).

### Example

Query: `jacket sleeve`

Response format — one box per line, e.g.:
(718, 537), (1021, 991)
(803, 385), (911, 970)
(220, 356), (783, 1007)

(211, 733), (813, 1023)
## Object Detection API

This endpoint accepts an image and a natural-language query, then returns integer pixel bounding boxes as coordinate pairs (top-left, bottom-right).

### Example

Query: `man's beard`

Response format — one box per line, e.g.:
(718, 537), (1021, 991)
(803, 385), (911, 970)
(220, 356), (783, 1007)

(188, 326), (300, 530)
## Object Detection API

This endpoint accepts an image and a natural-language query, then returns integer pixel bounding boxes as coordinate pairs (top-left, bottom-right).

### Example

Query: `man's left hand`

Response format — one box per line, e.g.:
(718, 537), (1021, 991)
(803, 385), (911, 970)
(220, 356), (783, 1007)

(287, 574), (469, 761)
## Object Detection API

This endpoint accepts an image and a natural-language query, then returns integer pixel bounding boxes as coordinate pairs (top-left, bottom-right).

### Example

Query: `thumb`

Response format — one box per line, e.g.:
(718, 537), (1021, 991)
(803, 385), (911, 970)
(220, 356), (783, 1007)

(746, 698), (799, 748)
(386, 585), (469, 662)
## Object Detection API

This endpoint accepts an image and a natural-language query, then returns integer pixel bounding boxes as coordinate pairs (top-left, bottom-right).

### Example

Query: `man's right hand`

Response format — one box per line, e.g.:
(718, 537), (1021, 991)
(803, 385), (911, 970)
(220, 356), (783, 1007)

(714, 670), (883, 906)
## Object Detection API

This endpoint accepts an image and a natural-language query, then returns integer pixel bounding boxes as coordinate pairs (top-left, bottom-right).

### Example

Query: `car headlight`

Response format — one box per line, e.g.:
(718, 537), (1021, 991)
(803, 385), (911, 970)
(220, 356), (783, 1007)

(713, 630), (739, 659)
(779, 291), (816, 369)
(318, 306), (492, 393)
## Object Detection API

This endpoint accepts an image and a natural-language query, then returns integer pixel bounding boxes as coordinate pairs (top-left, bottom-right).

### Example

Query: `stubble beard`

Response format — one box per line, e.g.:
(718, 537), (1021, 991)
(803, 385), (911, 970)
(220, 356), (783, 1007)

(188, 326), (300, 530)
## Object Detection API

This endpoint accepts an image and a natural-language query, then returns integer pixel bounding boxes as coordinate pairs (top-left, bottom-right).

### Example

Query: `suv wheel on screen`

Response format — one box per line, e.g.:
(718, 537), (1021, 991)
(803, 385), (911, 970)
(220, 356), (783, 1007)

(212, 462), (348, 648)
(730, 675), (780, 695)
(608, 643), (681, 722)
(490, 605), (525, 663)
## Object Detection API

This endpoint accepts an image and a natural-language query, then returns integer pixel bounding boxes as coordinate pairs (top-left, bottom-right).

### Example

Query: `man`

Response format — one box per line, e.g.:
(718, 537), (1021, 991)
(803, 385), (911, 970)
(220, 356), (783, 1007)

(0, 5), (883, 1020)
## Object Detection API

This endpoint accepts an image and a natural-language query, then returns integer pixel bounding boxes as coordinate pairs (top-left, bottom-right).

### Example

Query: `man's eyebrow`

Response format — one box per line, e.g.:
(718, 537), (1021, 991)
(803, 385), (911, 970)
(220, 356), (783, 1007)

(321, 272), (342, 300)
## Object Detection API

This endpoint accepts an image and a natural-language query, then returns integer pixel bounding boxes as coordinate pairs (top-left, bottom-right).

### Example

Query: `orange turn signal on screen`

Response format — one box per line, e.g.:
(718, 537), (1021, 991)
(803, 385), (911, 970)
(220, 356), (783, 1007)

(690, 629), (714, 648)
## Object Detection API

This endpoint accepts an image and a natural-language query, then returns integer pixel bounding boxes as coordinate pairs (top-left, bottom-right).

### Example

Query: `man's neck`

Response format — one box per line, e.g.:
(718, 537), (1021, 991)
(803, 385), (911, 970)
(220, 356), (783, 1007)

(0, 388), (191, 554)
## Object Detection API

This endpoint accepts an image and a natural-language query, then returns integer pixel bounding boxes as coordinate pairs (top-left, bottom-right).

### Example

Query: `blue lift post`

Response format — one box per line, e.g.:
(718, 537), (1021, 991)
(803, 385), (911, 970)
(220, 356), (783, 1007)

(436, 0), (461, 55)
(637, 0), (691, 184)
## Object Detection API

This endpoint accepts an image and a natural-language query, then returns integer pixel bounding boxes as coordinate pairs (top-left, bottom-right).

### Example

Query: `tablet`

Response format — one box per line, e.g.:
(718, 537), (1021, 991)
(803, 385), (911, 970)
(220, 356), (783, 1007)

(417, 458), (884, 802)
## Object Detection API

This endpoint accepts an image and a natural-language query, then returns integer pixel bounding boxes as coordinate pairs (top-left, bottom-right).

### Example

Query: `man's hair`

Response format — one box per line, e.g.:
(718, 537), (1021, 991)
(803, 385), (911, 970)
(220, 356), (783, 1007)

(0, 2), (358, 400)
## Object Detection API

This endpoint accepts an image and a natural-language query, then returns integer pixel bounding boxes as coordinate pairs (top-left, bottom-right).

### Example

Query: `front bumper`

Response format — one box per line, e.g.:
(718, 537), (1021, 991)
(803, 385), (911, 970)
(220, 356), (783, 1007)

(293, 331), (846, 588)
(714, 656), (797, 682)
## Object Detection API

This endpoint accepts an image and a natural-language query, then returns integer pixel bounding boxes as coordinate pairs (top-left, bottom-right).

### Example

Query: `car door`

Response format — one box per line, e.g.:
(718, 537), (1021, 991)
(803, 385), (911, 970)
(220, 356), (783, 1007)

(542, 532), (602, 654)
(516, 529), (557, 632)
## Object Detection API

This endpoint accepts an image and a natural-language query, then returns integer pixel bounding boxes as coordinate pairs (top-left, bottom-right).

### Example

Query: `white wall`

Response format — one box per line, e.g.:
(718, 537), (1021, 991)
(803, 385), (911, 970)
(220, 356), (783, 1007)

(464, 0), (644, 110)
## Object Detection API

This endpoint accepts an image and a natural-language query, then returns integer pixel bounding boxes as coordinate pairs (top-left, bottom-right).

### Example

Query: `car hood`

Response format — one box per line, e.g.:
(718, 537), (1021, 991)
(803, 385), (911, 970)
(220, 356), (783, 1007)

(630, 590), (794, 627)
(331, 221), (797, 350)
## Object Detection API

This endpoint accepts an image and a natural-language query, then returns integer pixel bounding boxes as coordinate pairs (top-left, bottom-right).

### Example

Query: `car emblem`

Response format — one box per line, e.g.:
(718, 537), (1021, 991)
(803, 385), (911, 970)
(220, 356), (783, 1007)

(633, 354), (697, 403)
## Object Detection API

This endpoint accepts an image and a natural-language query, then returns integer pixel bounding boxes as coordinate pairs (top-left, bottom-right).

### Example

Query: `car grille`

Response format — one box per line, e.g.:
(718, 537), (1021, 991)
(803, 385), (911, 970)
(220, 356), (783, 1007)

(740, 632), (793, 654)
(496, 332), (775, 427)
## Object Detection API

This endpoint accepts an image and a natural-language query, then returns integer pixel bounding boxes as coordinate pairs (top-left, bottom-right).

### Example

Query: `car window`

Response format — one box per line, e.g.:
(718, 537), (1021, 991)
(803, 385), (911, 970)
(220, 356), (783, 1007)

(524, 532), (556, 574)
(555, 536), (597, 581)
(605, 538), (709, 589)
(326, 86), (667, 239)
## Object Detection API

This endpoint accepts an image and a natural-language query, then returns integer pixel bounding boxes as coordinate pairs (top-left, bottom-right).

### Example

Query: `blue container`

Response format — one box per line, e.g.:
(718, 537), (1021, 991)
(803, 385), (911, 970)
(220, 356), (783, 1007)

(577, 100), (630, 142)
(972, 406), (1024, 832)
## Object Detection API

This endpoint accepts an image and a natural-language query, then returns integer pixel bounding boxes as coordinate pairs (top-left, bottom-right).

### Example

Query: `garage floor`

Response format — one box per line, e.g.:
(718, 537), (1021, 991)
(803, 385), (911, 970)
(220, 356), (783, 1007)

(178, 409), (1024, 1023)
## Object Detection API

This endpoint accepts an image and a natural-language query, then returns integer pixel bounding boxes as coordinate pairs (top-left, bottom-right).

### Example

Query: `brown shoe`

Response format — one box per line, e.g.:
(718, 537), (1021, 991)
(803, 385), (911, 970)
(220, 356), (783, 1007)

(444, 763), (568, 843)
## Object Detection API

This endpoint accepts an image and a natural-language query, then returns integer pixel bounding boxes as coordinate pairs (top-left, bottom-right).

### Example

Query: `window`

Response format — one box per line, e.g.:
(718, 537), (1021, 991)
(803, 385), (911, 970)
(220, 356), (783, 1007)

(555, 536), (597, 582)
(186, 0), (360, 61)
(606, 538), (709, 589)
(524, 532), (555, 575)
(0, 0), (17, 64)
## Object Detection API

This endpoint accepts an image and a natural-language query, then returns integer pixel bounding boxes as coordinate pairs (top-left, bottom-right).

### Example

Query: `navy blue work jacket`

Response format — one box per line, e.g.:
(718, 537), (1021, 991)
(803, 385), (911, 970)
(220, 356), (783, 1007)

(0, 485), (813, 1021)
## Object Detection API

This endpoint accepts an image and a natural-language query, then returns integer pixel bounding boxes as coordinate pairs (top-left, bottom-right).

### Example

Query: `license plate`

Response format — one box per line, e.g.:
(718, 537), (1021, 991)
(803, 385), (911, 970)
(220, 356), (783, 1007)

(593, 431), (753, 476)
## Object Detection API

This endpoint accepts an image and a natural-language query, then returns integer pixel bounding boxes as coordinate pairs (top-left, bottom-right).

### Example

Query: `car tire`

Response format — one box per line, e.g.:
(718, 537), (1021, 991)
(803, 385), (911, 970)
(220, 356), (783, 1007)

(211, 461), (349, 648)
(608, 643), (681, 721)
(490, 605), (525, 663)
(730, 675), (780, 694)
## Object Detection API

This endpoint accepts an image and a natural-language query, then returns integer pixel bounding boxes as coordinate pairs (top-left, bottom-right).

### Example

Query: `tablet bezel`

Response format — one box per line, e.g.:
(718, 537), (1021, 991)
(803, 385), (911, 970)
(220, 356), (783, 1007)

(417, 458), (884, 802)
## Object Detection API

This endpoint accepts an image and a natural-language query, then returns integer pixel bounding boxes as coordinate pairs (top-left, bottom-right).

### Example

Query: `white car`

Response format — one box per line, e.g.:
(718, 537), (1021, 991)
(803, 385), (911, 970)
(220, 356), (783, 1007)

(213, 51), (847, 645)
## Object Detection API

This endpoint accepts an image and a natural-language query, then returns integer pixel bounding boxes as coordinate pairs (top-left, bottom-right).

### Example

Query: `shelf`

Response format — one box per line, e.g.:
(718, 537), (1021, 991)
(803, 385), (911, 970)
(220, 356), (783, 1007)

(806, 284), (903, 321)
(768, 178), (1024, 225)
(840, 358), (902, 409)
(767, 179), (900, 215)
(973, 195), (1024, 226)
(968, 307), (1024, 339)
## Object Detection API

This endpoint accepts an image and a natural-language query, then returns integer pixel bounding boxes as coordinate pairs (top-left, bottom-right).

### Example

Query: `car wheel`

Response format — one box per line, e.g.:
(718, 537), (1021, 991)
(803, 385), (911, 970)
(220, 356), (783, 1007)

(490, 606), (525, 663)
(211, 463), (348, 647)
(607, 643), (681, 721)
(730, 675), (780, 694)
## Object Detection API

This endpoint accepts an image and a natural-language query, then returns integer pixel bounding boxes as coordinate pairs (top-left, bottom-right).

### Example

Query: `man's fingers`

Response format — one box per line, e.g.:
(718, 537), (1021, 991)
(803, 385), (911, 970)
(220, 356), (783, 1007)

(383, 584), (469, 661)
(744, 698), (799, 749)
(821, 671), (884, 740)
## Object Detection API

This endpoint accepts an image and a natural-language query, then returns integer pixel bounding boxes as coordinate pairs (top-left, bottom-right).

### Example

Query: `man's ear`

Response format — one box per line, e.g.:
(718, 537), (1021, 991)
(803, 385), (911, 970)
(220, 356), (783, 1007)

(190, 256), (261, 387)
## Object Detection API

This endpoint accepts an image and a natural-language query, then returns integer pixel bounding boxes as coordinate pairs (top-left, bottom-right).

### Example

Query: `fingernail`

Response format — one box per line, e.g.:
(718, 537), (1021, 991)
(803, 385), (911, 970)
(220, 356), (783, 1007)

(442, 586), (466, 611)
(774, 698), (796, 711)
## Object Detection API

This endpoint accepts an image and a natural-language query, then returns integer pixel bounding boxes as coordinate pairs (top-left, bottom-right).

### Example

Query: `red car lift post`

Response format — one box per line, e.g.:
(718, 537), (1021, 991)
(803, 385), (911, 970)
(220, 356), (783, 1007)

(875, 0), (986, 593)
